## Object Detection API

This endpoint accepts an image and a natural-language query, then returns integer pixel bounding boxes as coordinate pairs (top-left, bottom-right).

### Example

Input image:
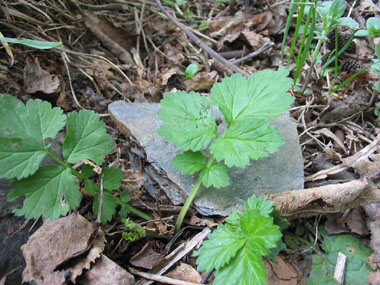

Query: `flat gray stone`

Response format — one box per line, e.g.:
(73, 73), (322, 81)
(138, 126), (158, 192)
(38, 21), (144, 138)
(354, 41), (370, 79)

(109, 101), (304, 216)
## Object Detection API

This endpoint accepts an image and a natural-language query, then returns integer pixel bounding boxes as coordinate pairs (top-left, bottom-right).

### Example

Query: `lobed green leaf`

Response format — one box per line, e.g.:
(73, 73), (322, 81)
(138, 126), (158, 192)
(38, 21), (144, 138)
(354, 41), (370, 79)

(245, 195), (274, 217)
(200, 162), (229, 188)
(196, 224), (246, 272)
(93, 191), (119, 224)
(210, 118), (284, 168)
(213, 246), (267, 285)
(172, 151), (206, 175)
(241, 209), (282, 256)
(63, 110), (114, 165)
(103, 167), (124, 191)
(0, 95), (66, 179)
(8, 165), (81, 220)
(157, 91), (217, 151)
(210, 70), (293, 125)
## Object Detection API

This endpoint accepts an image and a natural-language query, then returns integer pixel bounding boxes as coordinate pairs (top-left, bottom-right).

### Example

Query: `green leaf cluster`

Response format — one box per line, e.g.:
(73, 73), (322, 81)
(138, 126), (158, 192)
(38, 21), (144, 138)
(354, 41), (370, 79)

(306, 227), (374, 284)
(158, 69), (294, 189)
(0, 94), (144, 223)
(195, 196), (284, 285)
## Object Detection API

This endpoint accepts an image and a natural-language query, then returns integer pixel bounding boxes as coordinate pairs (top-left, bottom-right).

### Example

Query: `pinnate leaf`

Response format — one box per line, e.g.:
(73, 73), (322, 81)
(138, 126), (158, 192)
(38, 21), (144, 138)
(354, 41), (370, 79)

(196, 196), (282, 285)
(8, 165), (81, 219)
(63, 110), (114, 165)
(157, 91), (217, 151)
(200, 162), (229, 188)
(172, 151), (206, 175)
(210, 70), (293, 125)
(0, 95), (66, 179)
(210, 118), (284, 168)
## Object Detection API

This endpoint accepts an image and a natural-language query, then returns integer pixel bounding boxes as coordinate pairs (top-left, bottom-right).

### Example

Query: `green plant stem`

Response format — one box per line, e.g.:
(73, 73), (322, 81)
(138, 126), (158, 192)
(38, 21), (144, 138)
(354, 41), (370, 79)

(124, 203), (152, 221)
(175, 155), (215, 233)
(46, 148), (85, 179)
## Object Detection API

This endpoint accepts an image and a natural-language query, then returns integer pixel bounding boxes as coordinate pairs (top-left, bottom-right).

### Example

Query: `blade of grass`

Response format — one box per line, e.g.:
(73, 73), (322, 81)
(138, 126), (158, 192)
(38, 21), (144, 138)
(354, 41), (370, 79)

(287, 0), (306, 68)
(294, 1), (316, 83)
(281, 0), (298, 64)
(333, 65), (371, 92)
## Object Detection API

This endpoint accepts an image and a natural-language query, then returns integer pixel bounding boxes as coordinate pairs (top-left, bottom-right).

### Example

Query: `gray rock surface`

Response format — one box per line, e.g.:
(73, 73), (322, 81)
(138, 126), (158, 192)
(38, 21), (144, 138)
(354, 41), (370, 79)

(109, 101), (304, 216)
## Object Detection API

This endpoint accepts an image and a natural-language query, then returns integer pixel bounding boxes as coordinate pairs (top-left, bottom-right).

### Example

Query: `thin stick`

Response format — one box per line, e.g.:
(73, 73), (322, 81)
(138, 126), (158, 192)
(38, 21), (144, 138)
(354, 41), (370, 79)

(129, 267), (200, 285)
(231, 43), (274, 64)
(96, 166), (106, 224)
(154, 0), (249, 77)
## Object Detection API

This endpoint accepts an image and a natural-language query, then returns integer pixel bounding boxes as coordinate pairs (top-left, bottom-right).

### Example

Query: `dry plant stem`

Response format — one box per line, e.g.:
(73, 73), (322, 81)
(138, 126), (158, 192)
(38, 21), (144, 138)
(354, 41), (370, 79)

(155, 0), (249, 77)
(231, 42), (274, 64)
(138, 227), (211, 285)
(301, 38), (323, 94)
(128, 267), (200, 285)
(96, 167), (105, 224)
(175, 155), (215, 233)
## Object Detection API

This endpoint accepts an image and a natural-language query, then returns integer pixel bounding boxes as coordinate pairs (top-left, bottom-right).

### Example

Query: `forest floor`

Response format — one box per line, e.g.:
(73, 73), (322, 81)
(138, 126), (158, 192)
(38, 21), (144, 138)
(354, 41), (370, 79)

(1, 0), (380, 284)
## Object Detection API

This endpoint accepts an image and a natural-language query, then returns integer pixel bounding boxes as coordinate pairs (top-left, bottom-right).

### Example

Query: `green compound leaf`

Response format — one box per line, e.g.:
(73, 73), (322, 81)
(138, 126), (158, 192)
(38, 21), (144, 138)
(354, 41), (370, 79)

(210, 70), (293, 125)
(8, 165), (81, 220)
(210, 118), (284, 168)
(196, 223), (246, 272)
(63, 110), (114, 165)
(0, 95), (66, 179)
(214, 246), (266, 285)
(103, 167), (124, 191)
(200, 162), (229, 188)
(93, 191), (118, 224)
(307, 227), (374, 284)
(157, 91), (217, 151)
(241, 209), (281, 256)
(172, 151), (206, 175)
(197, 196), (282, 285)
(367, 17), (380, 38)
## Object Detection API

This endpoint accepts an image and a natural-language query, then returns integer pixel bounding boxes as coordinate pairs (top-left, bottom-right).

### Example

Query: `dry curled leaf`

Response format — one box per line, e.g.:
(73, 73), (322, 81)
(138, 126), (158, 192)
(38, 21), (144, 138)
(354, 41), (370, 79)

(23, 57), (60, 94)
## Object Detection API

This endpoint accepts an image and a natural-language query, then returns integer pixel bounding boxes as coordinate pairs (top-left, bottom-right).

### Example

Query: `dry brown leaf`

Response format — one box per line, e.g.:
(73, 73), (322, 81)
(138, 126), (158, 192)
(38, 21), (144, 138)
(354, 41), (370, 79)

(265, 257), (301, 284)
(23, 57), (60, 94)
(82, 254), (134, 285)
(159, 67), (182, 86)
(129, 241), (166, 270)
(184, 71), (216, 92)
(241, 30), (272, 50)
(187, 215), (218, 228)
(166, 263), (202, 283)
(209, 12), (246, 50)
(21, 213), (104, 284)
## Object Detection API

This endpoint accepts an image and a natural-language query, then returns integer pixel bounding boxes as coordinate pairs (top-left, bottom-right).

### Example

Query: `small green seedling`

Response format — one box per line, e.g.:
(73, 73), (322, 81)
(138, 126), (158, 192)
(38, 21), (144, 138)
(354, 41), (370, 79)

(355, 17), (380, 41)
(0, 94), (151, 224)
(157, 68), (294, 232)
(184, 63), (200, 79)
(282, 0), (359, 92)
(195, 195), (289, 285)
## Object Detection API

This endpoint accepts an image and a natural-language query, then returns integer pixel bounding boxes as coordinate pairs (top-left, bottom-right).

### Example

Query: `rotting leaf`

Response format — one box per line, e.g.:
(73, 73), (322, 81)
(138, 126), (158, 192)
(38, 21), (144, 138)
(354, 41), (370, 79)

(21, 213), (105, 285)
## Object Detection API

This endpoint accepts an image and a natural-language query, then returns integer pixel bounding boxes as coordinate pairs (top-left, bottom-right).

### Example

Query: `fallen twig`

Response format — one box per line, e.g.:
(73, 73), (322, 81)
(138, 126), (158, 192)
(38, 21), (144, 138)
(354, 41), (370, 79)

(231, 42), (274, 65)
